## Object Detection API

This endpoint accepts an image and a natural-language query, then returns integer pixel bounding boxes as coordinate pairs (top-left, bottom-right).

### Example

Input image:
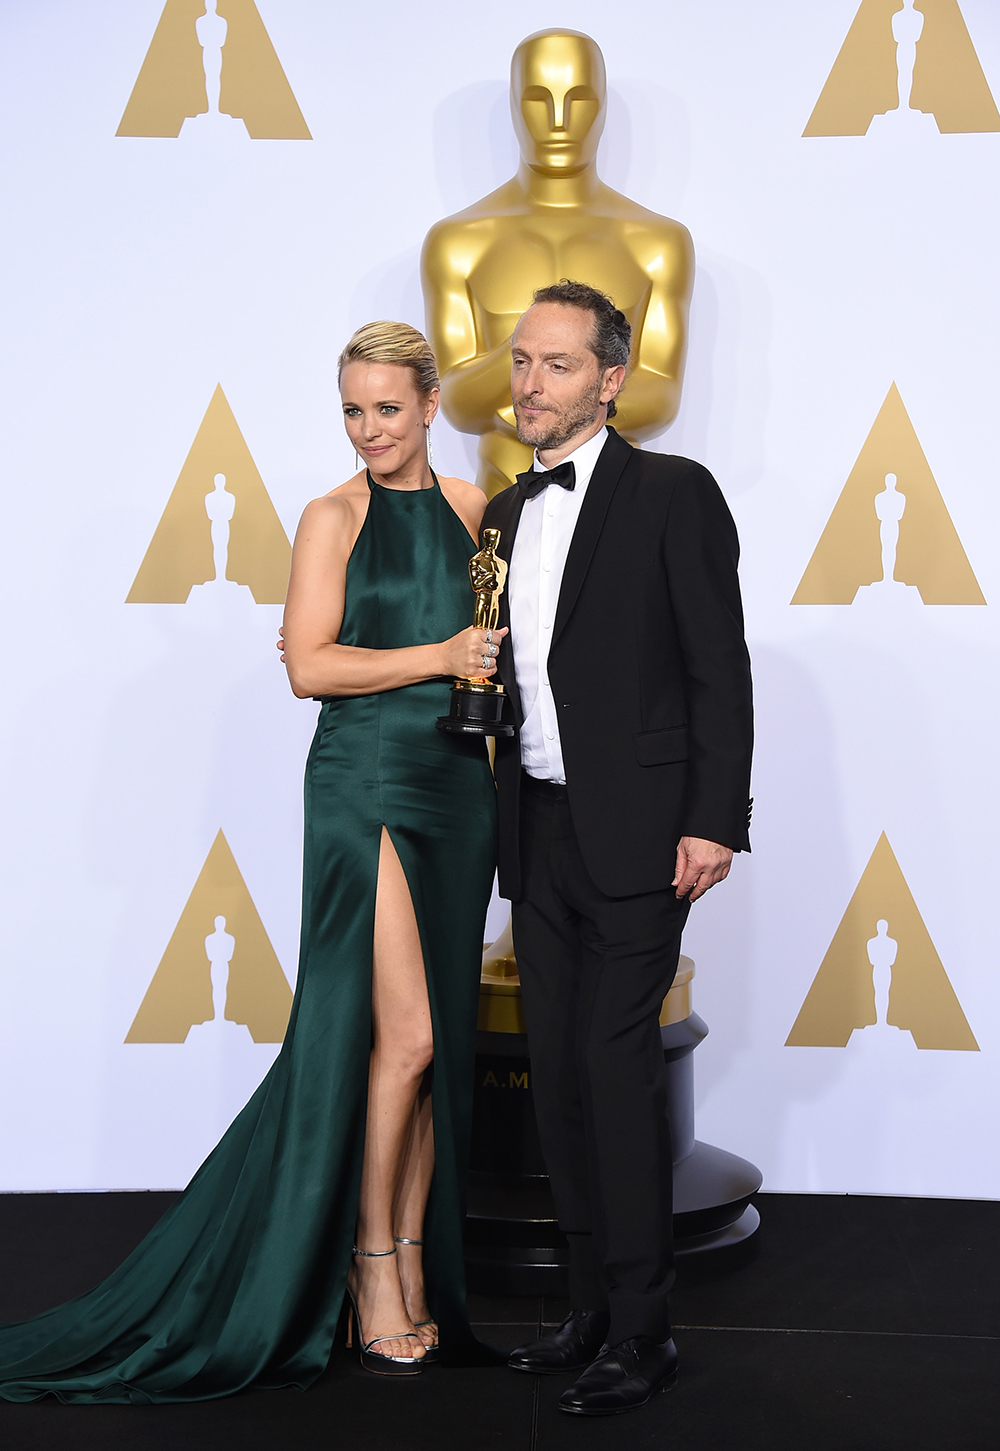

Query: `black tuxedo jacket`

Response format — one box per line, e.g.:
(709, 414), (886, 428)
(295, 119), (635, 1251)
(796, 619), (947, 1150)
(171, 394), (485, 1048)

(482, 427), (753, 901)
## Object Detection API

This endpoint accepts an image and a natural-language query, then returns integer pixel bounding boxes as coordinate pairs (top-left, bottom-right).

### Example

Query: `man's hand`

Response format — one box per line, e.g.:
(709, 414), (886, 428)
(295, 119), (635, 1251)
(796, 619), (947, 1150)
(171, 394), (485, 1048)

(673, 837), (733, 902)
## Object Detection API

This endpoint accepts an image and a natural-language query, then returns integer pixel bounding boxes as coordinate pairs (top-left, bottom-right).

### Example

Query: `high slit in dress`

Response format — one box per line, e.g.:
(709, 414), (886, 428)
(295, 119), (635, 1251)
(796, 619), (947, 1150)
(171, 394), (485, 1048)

(0, 472), (499, 1402)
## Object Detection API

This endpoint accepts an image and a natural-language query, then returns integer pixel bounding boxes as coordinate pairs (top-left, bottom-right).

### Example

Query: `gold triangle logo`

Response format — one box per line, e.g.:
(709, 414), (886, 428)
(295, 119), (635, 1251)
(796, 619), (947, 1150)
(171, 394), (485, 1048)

(117, 0), (311, 139)
(126, 829), (293, 1043)
(126, 384), (291, 604)
(804, 0), (1000, 136)
(786, 833), (978, 1050)
(791, 383), (984, 605)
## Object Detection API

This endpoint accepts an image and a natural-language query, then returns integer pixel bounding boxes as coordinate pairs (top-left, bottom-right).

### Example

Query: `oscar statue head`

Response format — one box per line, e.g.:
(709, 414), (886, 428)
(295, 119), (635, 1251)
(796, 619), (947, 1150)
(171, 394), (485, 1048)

(510, 30), (607, 177)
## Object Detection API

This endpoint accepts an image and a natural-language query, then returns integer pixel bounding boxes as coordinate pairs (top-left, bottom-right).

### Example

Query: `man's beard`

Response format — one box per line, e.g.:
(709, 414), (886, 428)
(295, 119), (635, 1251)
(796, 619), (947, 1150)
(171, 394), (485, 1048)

(514, 377), (604, 452)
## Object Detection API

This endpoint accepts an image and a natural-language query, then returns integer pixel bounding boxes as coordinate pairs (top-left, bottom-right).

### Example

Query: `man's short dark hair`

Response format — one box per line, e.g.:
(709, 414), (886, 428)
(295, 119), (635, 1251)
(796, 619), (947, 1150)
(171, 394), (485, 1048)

(531, 279), (632, 418)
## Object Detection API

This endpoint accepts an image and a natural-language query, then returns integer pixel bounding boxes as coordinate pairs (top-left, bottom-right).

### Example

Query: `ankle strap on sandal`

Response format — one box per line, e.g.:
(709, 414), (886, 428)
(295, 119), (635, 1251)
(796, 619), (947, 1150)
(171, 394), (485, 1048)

(352, 1245), (397, 1257)
(393, 1237), (423, 1247)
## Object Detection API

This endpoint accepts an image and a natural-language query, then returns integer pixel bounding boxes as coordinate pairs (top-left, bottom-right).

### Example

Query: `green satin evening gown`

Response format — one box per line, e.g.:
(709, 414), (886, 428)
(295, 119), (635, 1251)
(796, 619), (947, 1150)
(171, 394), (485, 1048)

(0, 472), (498, 1402)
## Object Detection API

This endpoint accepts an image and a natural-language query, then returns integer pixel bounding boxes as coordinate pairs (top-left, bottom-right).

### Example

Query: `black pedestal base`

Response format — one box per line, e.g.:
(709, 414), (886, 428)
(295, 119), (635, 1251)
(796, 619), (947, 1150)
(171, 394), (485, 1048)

(675, 1203), (760, 1258)
(436, 680), (515, 737)
(466, 1009), (763, 1296)
(437, 717), (516, 737)
(465, 1140), (762, 1296)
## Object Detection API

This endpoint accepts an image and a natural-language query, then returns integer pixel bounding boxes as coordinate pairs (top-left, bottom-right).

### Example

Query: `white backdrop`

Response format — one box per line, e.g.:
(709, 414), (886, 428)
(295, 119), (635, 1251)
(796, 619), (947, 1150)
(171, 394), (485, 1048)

(1, 0), (998, 1197)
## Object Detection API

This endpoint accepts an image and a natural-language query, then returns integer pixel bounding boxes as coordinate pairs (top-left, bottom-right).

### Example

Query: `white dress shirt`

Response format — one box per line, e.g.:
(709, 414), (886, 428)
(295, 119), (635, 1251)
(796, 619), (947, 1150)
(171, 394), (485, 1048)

(508, 426), (609, 783)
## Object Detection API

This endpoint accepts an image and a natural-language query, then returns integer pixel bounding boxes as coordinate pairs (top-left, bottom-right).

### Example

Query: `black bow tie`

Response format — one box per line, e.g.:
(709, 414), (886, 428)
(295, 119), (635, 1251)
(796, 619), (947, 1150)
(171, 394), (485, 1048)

(515, 460), (577, 500)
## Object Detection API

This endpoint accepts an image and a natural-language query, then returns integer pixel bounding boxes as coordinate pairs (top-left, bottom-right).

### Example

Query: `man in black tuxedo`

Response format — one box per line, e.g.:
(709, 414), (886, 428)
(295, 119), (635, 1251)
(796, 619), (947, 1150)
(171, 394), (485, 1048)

(483, 281), (753, 1417)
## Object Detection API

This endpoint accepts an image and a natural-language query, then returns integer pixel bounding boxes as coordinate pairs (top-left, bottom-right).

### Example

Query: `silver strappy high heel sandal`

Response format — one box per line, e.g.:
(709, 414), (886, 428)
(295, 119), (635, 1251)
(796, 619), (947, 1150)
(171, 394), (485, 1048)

(346, 1246), (424, 1375)
(394, 1237), (439, 1364)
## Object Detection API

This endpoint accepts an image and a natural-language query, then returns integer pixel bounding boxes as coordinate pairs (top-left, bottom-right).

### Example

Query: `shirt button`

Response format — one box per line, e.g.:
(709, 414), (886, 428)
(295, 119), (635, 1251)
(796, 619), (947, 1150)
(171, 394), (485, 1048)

(543, 562), (551, 572)
(545, 732), (555, 740)
(543, 620), (552, 630)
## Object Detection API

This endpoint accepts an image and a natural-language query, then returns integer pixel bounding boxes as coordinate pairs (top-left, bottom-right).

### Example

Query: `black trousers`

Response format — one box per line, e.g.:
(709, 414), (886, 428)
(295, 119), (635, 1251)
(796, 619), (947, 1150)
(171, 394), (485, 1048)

(512, 775), (690, 1345)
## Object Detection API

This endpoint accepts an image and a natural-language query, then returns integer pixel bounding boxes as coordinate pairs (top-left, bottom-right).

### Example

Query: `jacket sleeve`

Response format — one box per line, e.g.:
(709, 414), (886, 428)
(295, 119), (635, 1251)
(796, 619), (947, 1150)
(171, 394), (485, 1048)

(663, 461), (753, 851)
(480, 486), (514, 543)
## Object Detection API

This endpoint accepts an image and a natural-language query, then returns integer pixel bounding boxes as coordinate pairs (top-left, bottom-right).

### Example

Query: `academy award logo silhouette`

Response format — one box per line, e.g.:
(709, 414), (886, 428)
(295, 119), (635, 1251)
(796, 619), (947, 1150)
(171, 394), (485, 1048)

(126, 830), (292, 1043)
(126, 384), (291, 604)
(804, 0), (1000, 136)
(786, 833), (978, 1050)
(117, 0), (311, 139)
(791, 383), (984, 605)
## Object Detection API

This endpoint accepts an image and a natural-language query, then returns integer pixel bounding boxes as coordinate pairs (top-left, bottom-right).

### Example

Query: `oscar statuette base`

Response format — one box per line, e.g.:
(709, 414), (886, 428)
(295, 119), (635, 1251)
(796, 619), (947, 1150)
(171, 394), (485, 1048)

(437, 678), (516, 738)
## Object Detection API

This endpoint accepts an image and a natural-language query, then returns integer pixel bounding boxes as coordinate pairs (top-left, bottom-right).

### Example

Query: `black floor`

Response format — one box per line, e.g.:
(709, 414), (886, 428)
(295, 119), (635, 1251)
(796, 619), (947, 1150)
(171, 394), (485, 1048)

(1, 1191), (999, 1449)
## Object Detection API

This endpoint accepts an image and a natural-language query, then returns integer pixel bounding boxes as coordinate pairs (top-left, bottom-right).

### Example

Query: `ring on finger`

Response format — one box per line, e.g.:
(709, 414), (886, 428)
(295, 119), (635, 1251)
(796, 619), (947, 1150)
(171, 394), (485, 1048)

(481, 654), (490, 670)
(485, 630), (493, 644)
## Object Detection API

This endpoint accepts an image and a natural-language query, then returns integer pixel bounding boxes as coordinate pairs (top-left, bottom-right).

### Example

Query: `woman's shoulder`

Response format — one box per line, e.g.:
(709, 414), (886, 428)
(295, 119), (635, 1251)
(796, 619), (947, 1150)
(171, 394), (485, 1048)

(438, 475), (487, 526)
(438, 473), (481, 500)
(296, 473), (369, 544)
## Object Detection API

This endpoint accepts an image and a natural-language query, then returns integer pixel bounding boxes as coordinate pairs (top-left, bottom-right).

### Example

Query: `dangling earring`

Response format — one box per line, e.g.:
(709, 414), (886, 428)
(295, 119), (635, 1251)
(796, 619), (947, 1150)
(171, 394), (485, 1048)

(355, 449), (361, 472)
(426, 423), (434, 471)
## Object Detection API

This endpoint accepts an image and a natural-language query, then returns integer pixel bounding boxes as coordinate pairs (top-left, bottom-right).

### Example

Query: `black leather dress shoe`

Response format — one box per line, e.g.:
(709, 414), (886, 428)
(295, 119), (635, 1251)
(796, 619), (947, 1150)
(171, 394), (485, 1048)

(507, 1310), (611, 1375)
(558, 1335), (678, 1415)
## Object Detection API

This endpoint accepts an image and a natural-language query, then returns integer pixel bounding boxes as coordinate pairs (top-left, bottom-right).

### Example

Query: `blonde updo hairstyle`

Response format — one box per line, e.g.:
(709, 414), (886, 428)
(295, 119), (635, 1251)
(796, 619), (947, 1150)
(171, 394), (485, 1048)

(337, 320), (440, 398)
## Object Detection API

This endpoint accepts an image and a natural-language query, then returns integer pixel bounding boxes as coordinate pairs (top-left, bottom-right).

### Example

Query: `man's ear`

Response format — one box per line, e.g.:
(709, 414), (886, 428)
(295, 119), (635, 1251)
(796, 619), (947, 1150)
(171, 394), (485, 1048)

(600, 365), (627, 403)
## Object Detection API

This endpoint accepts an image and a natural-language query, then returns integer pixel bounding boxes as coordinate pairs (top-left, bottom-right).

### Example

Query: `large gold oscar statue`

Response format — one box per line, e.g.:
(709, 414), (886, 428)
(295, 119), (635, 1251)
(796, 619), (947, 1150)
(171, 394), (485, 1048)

(421, 28), (694, 497)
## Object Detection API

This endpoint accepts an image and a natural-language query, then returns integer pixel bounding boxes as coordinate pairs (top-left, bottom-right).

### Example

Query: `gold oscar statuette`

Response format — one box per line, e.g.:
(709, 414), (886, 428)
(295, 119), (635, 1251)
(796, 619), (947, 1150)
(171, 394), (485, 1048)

(422, 29), (693, 497)
(437, 528), (515, 738)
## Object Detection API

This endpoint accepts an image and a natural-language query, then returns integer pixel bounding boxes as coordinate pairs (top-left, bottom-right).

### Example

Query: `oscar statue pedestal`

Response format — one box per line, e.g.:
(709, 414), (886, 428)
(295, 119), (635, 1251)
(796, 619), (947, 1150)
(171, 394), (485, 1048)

(465, 928), (762, 1295)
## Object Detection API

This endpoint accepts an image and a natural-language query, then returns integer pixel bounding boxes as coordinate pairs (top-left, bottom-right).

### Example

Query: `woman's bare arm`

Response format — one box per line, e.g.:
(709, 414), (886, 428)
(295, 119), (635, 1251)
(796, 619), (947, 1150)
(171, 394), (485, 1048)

(281, 486), (503, 699)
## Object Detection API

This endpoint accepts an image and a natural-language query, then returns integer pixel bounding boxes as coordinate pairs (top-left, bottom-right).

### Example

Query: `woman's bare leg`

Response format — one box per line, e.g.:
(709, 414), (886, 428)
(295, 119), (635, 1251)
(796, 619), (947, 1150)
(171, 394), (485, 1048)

(350, 828), (434, 1361)
(393, 1081), (437, 1347)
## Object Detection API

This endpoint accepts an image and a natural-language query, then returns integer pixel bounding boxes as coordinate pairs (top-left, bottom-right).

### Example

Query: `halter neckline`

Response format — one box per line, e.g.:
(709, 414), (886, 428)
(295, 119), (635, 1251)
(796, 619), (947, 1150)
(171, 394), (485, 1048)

(366, 468), (439, 496)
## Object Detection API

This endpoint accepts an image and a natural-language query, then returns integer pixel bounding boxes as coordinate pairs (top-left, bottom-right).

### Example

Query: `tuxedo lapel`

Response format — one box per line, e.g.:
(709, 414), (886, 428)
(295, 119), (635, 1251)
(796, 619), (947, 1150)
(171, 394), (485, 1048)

(552, 428), (632, 645)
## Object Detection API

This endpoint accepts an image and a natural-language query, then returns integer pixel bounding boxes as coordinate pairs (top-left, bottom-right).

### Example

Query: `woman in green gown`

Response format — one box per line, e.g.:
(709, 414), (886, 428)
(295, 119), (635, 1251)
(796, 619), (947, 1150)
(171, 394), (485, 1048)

(0, 322), (504, 1400)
